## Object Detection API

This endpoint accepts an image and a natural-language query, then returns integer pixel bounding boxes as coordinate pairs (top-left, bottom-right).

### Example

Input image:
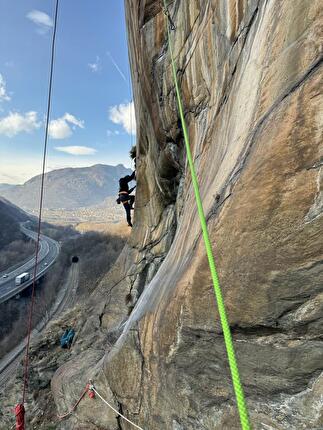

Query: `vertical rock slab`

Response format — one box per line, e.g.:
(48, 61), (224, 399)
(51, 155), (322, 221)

(103, 1), (322, 428)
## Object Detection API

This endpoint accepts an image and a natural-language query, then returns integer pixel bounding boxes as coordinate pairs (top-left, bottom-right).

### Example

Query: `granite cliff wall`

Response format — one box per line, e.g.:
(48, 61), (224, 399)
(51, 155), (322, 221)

(52, 1), (322, 429)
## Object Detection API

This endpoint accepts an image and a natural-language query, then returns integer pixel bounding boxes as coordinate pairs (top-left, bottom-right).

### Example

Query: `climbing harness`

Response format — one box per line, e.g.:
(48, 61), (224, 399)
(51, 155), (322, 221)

(15, 1), (60, 429)
(162, 2), (251, 429)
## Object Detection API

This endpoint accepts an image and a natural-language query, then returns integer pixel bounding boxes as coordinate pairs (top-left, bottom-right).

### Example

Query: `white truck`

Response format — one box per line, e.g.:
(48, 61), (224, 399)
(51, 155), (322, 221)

(15, 272), (30, 286)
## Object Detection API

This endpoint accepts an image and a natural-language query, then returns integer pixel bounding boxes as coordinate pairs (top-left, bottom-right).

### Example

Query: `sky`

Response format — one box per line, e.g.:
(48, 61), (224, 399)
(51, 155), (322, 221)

(0, 0), (136, 184)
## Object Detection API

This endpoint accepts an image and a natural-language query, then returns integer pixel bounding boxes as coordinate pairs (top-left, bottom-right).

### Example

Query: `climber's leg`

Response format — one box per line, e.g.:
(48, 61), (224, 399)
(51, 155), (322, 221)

(124, 202), (132, 227)
(129, 195), (135, 210)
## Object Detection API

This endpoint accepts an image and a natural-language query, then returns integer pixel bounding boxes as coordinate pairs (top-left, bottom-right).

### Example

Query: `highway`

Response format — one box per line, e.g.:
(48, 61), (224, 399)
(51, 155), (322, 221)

(0, 263), (80, 387)
(0, 223), (60, 304)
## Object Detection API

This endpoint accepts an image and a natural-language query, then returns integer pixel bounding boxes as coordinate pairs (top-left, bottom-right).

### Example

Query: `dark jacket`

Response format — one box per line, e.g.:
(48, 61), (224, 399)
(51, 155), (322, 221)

(119, 171), (136, 193)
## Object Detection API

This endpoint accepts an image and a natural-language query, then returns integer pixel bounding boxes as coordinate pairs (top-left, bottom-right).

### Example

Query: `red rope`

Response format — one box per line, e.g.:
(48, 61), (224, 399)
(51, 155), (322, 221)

(57, 384), (93, 420)
(14, 404), (25, 430)
(19, 0), (60, 409)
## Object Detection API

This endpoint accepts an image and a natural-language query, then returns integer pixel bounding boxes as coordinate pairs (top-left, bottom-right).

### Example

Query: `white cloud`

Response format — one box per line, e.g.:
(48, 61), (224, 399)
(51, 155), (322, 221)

(54, 146), (97, 155)
(88, 56), (101, 73)
(108, 101), (136, 135)
(26, 10), (53, 34)
(0, 161), (42, 184)
(0, 111), (41, 137)
(49, 113), (84, 139)
(0, 74), (11, 102)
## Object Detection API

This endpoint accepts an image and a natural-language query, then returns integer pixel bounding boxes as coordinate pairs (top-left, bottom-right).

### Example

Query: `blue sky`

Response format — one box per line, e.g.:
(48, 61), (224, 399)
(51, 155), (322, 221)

(0, 0), (135, 184)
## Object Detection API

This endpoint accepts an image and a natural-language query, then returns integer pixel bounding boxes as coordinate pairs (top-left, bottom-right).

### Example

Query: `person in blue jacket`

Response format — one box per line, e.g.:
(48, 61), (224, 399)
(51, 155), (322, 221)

(60, 328), (75, 348)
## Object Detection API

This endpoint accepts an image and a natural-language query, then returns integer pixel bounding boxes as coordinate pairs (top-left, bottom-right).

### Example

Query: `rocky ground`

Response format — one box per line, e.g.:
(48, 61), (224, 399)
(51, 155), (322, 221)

(1, 0), (322, 429)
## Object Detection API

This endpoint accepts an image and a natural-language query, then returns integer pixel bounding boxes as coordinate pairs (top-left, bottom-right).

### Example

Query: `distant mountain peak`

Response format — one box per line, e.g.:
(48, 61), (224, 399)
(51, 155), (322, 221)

(0, 164), (132, 211)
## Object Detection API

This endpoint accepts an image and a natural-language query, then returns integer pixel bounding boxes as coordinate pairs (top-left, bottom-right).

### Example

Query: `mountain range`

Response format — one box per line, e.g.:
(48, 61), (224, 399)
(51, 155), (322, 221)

(0, 164), (132, 211)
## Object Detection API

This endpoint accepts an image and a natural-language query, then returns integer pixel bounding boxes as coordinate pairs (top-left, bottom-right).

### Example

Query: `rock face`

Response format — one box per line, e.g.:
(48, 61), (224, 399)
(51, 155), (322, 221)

(4, 1), (321, 429)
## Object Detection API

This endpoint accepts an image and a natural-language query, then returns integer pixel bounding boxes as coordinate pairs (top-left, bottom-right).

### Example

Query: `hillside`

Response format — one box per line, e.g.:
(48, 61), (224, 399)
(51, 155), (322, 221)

(0, 197), (30, 249)
(0, 198), (34, 271)
(0, 1), (322, 429)
(0, 164), (132, 210)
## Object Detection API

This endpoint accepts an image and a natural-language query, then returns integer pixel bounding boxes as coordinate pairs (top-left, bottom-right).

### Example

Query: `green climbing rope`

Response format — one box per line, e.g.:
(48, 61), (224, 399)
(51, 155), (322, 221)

(162, 2), (251, 429)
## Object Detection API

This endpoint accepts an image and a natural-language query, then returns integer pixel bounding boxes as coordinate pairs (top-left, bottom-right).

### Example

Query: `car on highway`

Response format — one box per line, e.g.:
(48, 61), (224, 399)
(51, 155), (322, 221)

(44, 262), (48, 266)
(2, 274), (8, 278)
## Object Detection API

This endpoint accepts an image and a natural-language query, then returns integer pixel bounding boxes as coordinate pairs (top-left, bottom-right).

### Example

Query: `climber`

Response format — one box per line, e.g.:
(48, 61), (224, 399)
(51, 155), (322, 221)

(116, 171), (136, 227)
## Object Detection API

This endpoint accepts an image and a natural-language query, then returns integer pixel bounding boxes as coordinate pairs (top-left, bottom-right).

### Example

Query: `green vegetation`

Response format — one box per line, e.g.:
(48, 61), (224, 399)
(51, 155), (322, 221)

(0, 239), (35, 272)
(59, 230), (125, 296)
